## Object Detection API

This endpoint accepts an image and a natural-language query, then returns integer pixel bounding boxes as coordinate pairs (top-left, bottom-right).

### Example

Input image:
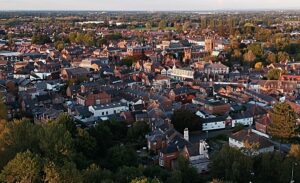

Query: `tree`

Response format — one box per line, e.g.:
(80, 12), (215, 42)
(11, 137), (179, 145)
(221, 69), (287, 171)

(74, 128), (97, 160)
(289, 144), (300, 160)
(174, 23), (182, 33)
(243, 50), (256, 63)
(55, 41), (65, 51)
(107, 146), (138, 170)
(171, 109), (201, 133)
(265, 69), (283, 80)
(268, 102), (297, 152)
(158, 20), (166, 30)
(82, 164), (113, 183)
(88, 123), (113, 157)
(130, 177), (161, 183)
(277, 51), (290, 63)
(38, 123), (74, 164)
(43, 161), (82, 183)
(143, 165), (170, 182)
(182, 21), (191, 32)
(0, 150), (42, 183)
(211, 145), (253, 182)
(233, 49), (242, 59)
(145, 22), (152, 30)
(266, 52), (277, 63)
(166, 171), (182, 183)
(0, 94), (7, 120)
(0, 118), (40, 169)
(127, 121), (149, 143)
(254, 62), (263, 70)
(116, 166), (143, 183)
(31, 34), (51, 45)
(248, 43), (263, 57)
(96, 38), (108, 47)
(176, 156), (200, 183)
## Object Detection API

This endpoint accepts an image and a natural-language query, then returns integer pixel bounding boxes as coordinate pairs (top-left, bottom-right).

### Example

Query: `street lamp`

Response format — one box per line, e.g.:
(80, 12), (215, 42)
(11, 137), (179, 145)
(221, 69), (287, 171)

(290, 162), (298, 183)
(206, 130), (208, 139)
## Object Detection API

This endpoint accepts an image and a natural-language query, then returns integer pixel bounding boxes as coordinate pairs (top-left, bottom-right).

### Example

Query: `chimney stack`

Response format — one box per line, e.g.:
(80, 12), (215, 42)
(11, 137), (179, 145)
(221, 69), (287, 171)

(184, 128), (189, 141)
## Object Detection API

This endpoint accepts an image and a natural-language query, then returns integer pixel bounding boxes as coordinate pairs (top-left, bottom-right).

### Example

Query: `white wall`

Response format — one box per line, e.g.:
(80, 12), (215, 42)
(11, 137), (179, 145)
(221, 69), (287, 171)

(89, 105), (128, 117)
(202, 121), (226, 131)
(232, 117), (253, 127)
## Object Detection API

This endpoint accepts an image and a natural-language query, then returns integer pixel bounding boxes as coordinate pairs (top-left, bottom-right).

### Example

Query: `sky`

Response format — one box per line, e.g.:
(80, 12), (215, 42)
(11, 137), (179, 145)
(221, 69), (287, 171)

(0, 0), (300, 11)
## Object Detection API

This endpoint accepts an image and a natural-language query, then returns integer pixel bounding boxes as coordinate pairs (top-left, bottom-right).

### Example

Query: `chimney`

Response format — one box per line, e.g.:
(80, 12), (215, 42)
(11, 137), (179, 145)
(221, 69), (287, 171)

(184, 128), (189, 141)
(199, 140), (204, 155)
(247, 129), (252, 136)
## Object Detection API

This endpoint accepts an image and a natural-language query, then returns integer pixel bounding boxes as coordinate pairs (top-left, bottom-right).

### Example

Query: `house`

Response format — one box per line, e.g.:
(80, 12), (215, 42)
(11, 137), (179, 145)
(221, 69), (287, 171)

(152, 75), (170, 91)
(202, 116), (227, 131)
(204, 101), (231, 115)
(88, 102), (128, 117)
(170, 65), (194, 81)
(229, 129), (274, 156)
(77, 90), (111, 106)
(158, 130), (210, 173)
(229, 112), (254, 127)
(255, 115), (271, 134)
(79, 58), (109, 71)
(61, 67), (91, 81)
(147, 129), (167, 153)
(127, 45), (153, 56)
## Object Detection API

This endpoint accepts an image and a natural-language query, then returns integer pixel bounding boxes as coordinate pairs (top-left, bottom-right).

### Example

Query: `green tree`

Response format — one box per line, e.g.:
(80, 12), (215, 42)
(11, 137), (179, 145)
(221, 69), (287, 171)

(38, 123), (74, 164)
(0, 150), (42, 183)
(248, 43), (263, 57)
(127, 121), (149, 143)
(0, 94), (7, 120)
(131, 177), (161, 183)
(243, 50), (256, 63)
(254, 62), (263, 70)
(88, 123), (113, 157)
(266, 52), (277, 63)
(145, 22), (152, 30)
(182, 21), (191, 32)
(158, 20), (166, 30)
(265, 69), (283, 80)
(176, 156), (200, 183)
(55, 41), (65, 51)
(82, 164), (113, 183)
(211, 145), (253, 182)
(277, 51), (290, 63)
(107, 146), (138, 170)
(116, 166), (143, 183)
(143, 165), (170, 182)
(32, 34), (52, 45)
(0, 119), (40, 169)
(268, 102), (297, 152)
(43, 161), (82, 183)
(166, 170), (182, 183)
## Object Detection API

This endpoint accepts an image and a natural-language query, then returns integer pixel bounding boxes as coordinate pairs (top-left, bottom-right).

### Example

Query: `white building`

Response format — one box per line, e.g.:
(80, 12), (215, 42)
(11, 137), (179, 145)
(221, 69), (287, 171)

(202, 116), (227, 131)
(229, 113), (254, 127)
(89, 103), (129, 117)
(170, 65), (194, 81)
